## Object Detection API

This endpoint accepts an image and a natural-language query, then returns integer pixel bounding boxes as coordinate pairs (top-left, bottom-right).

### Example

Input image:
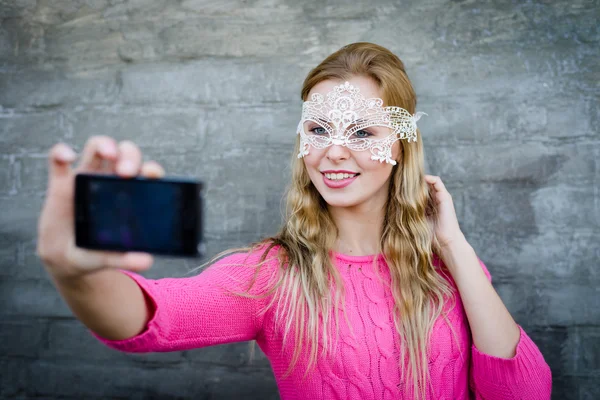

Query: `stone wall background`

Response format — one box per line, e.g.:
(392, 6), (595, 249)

(1, 0), (598, 399)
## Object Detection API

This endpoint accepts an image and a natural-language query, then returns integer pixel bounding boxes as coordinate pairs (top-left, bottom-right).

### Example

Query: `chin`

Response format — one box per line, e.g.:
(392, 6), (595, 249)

(320, 193), (365, 208)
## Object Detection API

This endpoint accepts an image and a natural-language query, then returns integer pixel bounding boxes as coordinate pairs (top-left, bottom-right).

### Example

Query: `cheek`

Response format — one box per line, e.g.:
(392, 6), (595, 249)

(302, 149), (326, 169)
(355, 151), (395, 178)
(366, 165), (394, 182)
(302, 156), (322, 181)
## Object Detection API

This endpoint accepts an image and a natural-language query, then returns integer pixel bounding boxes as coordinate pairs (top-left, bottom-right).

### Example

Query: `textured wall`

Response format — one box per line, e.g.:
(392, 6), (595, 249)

(1, 0), (598, 399)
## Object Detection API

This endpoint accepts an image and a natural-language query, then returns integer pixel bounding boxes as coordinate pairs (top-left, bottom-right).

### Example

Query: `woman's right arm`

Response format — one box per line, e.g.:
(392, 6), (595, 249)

(49, 268), (151, 341)
(38, 136), (279, 352)
(87, 249), (279, 353)
(37, 136), (166, 342)
(48, 245), (279, 353)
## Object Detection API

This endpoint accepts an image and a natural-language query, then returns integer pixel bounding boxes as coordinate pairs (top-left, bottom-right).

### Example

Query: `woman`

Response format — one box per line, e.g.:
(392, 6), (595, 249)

(37, 43), (552, 399)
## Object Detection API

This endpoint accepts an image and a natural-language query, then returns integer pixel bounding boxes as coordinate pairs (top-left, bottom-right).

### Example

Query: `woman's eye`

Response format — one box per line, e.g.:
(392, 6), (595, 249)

(354, 130), (371, 138)
(310, 127), (327, 135)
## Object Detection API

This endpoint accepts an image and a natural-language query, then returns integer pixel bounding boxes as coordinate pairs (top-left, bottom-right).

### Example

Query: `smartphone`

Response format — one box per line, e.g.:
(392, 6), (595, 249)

(74, 173), (205, 257)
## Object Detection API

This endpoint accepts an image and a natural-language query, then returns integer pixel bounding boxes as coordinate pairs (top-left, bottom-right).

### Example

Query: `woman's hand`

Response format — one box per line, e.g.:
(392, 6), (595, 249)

(424, 174), (467, 252)
(36, 136), (166, 282)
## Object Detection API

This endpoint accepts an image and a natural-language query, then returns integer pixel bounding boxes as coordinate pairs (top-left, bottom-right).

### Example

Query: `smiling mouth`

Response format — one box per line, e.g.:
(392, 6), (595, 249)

(321, 172), (360, 181)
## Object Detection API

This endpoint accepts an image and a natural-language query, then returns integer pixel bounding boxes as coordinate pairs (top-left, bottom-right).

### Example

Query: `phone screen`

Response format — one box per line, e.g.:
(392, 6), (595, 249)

(75, 174), (204, 257)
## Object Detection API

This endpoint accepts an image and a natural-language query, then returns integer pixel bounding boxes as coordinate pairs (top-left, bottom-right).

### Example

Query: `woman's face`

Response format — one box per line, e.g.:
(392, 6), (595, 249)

(301, 75), (400, 209)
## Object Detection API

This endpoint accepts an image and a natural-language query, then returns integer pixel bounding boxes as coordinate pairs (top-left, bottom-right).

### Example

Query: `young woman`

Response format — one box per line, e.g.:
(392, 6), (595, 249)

(37, 42), (552, 399)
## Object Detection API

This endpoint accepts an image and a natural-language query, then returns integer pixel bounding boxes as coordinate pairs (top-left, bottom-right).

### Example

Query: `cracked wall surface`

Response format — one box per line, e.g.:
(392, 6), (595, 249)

(1, 0), (598, 398)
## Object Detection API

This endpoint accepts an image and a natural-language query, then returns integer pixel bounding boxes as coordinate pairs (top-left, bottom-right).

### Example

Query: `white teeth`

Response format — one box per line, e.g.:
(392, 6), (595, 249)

(325, 173), (357, 180)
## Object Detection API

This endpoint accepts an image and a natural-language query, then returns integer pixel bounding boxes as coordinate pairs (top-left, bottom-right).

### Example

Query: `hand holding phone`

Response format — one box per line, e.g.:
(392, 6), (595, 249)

(36, 136), (187, 281)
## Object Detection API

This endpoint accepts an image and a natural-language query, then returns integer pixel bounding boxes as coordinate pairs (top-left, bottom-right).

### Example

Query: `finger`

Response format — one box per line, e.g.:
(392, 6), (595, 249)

(63, 237), (154, 275)
(48, 143), (78, 181)
(116, 140), (143, 177)
(77, 136), (118, 173)
(102, 251), (154, 272)
(43, 143), (79, 233)
(425, 175), (447, 193)
(140, 161), (165, 179)
(433, 177), (448, 194)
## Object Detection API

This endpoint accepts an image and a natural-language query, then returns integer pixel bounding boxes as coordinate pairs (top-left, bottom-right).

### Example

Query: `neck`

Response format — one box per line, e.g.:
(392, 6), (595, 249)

(328, 202), (386, 257)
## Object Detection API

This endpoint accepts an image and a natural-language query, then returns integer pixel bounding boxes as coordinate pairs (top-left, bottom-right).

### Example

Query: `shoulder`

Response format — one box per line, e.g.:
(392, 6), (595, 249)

(210, 242), (284, 270)
(199, 242), (284, 292)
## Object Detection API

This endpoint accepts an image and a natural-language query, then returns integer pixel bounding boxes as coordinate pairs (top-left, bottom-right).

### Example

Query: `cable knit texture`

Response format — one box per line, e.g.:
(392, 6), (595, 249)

(90, 246), (552, 399)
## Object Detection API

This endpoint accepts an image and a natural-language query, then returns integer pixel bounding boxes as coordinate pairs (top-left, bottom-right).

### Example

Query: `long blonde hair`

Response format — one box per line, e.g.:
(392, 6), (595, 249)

(194, 42), (457, 399)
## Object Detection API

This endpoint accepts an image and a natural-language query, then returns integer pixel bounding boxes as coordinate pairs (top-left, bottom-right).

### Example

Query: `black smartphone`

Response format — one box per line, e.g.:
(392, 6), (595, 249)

(74, 173), (205, 257)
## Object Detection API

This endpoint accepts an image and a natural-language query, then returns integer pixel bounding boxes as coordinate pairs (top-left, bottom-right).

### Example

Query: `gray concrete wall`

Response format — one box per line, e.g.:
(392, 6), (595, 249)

(1, 0), (598, 399)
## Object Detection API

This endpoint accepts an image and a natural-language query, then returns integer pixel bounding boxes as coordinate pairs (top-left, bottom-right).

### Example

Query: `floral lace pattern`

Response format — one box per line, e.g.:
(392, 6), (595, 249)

(297, 81), (426, 165)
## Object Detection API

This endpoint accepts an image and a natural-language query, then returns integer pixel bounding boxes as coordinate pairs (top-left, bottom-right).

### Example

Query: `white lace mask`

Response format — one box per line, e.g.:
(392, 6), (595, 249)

(296, 81), (426, 165)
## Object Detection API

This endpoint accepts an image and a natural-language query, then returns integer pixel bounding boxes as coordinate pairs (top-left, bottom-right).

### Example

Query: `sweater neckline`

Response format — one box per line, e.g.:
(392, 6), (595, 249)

(330, 250), (385, 264)
(329, 250), (441, 265)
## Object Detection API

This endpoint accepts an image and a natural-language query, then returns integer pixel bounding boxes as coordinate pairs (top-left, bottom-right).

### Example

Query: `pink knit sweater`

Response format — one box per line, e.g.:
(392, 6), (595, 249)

(91, 246), (552, 399)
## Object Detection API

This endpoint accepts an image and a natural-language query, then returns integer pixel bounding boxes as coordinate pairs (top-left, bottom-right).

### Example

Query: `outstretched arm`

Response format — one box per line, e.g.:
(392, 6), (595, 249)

(90, 247), (280, 353)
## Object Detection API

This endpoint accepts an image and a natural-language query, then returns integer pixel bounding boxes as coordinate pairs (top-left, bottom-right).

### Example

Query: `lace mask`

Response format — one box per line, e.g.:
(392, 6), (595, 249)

(296, 81), (426, 165)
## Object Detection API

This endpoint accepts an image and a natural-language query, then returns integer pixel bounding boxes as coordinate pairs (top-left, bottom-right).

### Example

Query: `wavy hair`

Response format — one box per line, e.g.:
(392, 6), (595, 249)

(193, 42), (458, 400)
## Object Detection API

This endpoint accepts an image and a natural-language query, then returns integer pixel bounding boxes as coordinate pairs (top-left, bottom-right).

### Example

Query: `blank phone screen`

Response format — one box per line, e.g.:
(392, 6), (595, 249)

(87, 179), (184, 252)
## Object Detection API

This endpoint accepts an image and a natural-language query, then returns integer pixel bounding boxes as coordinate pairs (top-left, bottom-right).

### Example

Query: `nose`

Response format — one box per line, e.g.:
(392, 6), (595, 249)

(326, 144), (350, 162)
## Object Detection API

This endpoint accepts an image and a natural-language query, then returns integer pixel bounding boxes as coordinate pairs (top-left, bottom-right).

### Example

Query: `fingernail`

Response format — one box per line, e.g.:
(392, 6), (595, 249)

(148, 164), (165, 178)
(100, 143), (116, 156)
(58, 147), (77, 161)
(119, 161), (136, 175)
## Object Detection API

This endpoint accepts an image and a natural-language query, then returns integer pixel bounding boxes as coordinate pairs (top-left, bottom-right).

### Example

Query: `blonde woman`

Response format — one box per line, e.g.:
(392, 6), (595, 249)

(37, 43), (552, 399)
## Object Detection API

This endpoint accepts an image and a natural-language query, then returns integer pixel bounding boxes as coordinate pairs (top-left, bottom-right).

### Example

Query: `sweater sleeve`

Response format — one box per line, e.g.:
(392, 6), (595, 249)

(88, 247), (280, 353)
(469, 258), (553, 399)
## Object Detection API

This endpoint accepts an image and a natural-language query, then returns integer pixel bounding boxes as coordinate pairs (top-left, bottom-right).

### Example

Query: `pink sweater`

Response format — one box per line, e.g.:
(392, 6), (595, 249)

(91, 246), (552, 399)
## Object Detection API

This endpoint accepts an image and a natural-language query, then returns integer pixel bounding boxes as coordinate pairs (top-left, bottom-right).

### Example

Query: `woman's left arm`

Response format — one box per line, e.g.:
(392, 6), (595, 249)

(425, 175), (552, 399)
(440, 241), (552, 399)
(441, 241), (519, 358)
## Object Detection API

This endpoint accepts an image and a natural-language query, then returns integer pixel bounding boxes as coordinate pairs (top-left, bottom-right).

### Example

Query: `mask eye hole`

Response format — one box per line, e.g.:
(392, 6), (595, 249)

(304, 120), (331, 136)
(309, 126), (328, 135)
(353, 129), (372, 138)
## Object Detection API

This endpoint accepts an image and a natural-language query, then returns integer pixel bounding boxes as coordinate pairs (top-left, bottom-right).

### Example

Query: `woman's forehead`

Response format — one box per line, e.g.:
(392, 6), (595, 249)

(307, 76), (383, 102)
